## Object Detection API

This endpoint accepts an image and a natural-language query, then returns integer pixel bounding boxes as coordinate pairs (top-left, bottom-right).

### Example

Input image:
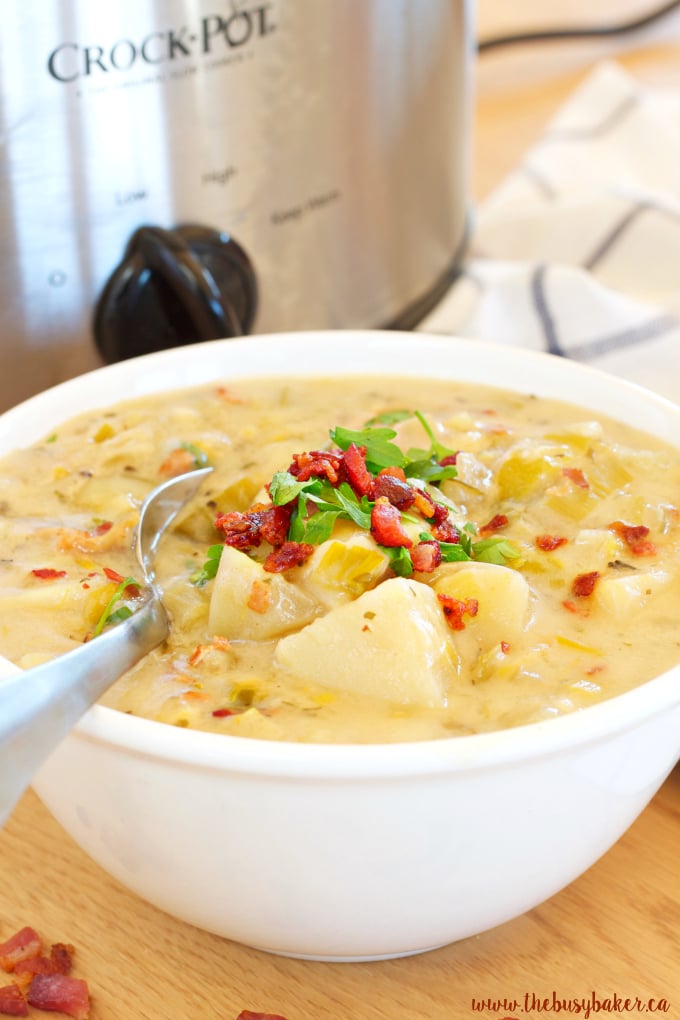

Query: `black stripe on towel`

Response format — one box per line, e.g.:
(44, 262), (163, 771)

(566, 314), (678, 361)
(530, 264), (566, 357)
(583, 199), (680, 271)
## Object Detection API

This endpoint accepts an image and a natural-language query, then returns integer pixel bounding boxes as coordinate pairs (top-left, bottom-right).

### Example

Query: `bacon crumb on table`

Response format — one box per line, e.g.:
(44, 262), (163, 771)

(26, 974), (89, 1020)
(0, 930), (42, 974)
(0, 985), (28, 1017)
(0, 929), (89, 1020)
(236, 1012), (291, 1020)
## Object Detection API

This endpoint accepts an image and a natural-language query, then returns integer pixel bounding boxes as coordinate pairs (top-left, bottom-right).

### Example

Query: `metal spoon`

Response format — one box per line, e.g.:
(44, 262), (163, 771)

(0, 465), (213, 826)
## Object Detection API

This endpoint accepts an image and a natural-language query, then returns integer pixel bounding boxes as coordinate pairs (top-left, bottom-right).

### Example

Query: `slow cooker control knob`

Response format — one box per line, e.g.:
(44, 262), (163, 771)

(93, 224), (258, 362)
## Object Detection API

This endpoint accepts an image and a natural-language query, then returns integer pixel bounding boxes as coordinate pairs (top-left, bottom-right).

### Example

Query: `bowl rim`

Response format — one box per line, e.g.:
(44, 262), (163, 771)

(2, 329), (680, 779)
(67, 665), (680, 779)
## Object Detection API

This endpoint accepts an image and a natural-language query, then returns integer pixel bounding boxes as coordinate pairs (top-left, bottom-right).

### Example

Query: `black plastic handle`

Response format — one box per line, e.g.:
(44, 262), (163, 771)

(94, 223), (257, 363)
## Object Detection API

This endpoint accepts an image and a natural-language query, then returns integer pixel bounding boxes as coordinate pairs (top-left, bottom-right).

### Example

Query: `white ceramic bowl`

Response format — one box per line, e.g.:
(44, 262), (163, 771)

(1, 332), (679, 962)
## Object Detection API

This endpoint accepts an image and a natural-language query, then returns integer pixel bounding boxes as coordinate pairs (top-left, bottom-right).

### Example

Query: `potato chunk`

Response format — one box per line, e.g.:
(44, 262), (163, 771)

(433, 562), (532, 654)
(593, 569), (670, 618)
(275, 578), (457, 707)
(208, 546), (318, 640)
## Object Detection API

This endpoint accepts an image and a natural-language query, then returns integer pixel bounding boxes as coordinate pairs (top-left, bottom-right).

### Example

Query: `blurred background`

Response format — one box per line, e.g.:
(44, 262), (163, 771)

(1, 0), (680, 411)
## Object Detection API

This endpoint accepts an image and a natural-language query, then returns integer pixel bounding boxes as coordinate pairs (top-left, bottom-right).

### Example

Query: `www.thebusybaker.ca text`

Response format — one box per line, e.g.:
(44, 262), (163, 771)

(470, 991), (671, 1018)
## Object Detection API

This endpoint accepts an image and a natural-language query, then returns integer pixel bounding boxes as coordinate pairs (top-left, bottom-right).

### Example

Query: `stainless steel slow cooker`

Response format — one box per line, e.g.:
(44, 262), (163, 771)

(0, 1), (473, 410)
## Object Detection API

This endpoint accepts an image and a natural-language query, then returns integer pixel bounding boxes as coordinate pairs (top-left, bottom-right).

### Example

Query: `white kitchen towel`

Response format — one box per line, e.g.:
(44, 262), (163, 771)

(418, 61), (680, 405)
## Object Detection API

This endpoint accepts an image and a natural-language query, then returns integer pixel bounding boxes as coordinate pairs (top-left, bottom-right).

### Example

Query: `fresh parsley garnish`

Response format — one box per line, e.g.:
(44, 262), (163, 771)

(269, 471), (313, 506)
(384, 546), (414, 577)
(194, 408), (520, 584)
(329, 424), (406, 473)
(93, 575), (142, 636)
(190, 544), (224, 586)
(181, 441), (210, 468)
(471, 537), (522, 566)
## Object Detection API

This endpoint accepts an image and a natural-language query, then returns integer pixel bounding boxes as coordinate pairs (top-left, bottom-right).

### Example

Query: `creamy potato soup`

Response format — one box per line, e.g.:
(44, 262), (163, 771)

(1, 375), (679, 744)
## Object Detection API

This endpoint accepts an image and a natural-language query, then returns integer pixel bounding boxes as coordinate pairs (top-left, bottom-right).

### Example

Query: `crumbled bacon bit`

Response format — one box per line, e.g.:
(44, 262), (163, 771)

(211, 636), (231, 652)
(215, 507), (268, 550)
(377, 465), (407, 482)
(411, 541), (442, 573)
(0, 929), (42, 973)
(608, 520), (657, 556)
(0, 983), (28, 1016)
(430, 503), (450, 526)
(341, 443), (374, 498)
(158, 447), (196, 477)
(13, 957), (61, 983)
(30, 569), (66, 581)
(188, 644), (208, 666)
(216, 386), (245, 403)
(288, 450), (342, 484)
(572, 571), (600, 598)
(102, 567), (141, 598)
(55, 515), (136, 555)
(181, 690), (209, 702)
(430, 511), (459, 544)
(236, 1013), (291, 1020)
(372, 473), (415, 510)
(412, 488), (436, 519)
(479, 514), (508, 536)
(370, 499), (412, 548)
(263, 541), (314, 573)
(215, 504), (292, 552)
(437, 594), (479, 631)
(500, 641), (511, 653)
(258, 505), (293, 547)
(48, 946), (73, 976)
(535, 534), (568, 552)
(1, 931), (86, 1020)
(562, 467), (589, 489)
(247, 579), (273, 613)
(27, 974), (90, 1020)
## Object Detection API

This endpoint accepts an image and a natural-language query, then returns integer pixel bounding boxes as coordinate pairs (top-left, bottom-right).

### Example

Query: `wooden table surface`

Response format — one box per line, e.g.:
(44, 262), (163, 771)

(3, 36), (680, 1020)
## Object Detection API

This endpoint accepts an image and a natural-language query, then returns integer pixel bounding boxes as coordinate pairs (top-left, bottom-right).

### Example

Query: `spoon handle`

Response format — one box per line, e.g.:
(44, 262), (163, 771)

(0, 596), (168, 826)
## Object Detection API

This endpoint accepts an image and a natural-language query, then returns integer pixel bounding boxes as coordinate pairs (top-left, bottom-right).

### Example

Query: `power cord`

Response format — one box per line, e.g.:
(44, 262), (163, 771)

(477, 0), (680, 52)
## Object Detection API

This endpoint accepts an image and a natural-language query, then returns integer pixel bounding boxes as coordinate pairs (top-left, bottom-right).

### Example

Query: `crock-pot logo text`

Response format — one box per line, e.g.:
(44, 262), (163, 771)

(47, 2), (275, 82)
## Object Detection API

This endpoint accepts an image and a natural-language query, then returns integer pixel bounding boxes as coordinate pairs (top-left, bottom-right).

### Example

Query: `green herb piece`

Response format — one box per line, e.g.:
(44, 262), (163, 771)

(413, 410), (457, 462)
(269, 470), (314, 506)
(329, 425), (406, 473)
(190, 544), (223, 586)
(305, 482), (373, 530)
(404, 458), (458, 484)
(383, 545), (414, 577)
(93, 575), (142, 636)
(106, 606), (134, 626)
(331, 484), (373, 529)
(472, 537), (522, 565)
(298, 510), (339, 545)
(181, 441), (210, 468)
(364, 409), (414, 427)
(435, 539), (472, 563)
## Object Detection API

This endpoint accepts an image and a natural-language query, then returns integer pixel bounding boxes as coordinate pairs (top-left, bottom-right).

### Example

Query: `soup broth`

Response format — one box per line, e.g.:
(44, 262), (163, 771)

(1, 375), (679, 743)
